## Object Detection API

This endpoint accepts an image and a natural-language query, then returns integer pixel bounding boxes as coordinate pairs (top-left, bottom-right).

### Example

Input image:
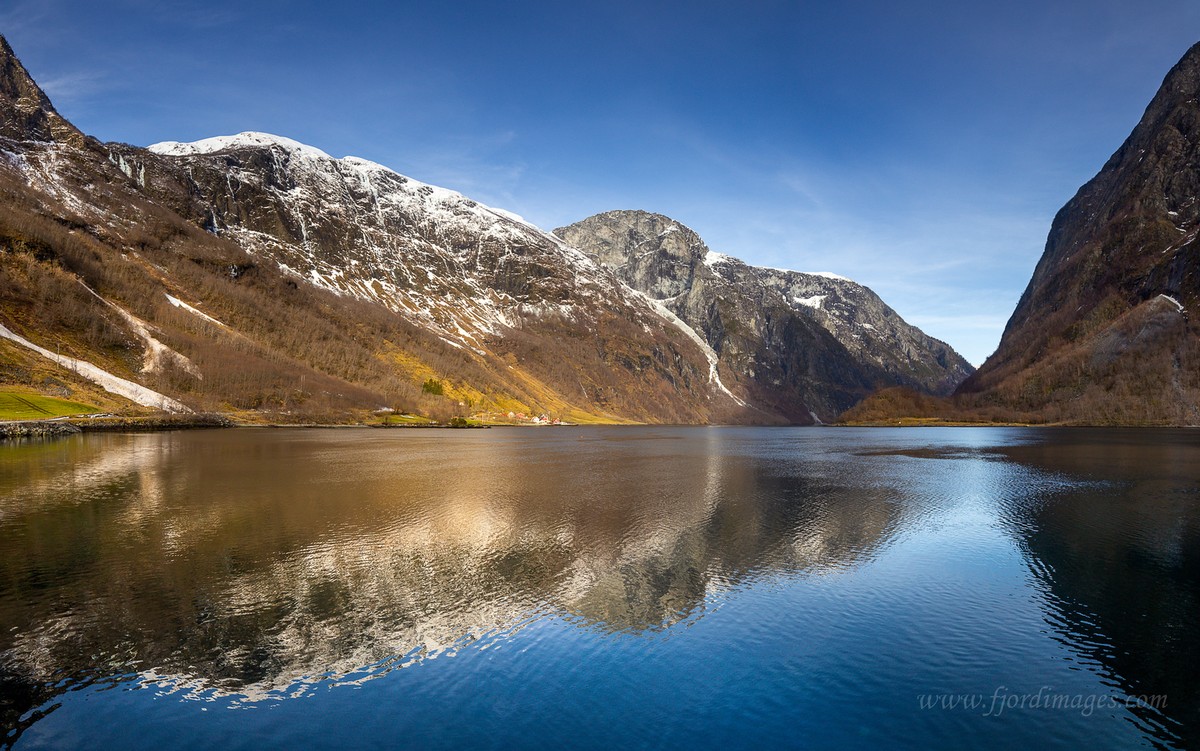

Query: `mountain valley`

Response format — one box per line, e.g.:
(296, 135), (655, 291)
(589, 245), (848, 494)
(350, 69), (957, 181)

(0, 34), (970, 425)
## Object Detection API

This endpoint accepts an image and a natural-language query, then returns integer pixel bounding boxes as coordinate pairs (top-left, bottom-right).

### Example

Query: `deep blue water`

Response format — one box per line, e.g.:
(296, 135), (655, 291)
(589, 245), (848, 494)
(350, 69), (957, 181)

(1, 427), (1197, 749)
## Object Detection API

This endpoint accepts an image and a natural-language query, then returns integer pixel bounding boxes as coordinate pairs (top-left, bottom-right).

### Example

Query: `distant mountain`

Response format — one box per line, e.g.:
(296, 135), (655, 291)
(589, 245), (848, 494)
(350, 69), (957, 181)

(847, 42), (1200, 425)
(556, 211), (973, 422)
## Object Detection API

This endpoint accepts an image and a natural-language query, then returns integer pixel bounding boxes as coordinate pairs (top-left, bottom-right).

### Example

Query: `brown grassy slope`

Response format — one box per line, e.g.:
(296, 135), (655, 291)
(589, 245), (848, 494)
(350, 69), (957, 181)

(0, 141), (725, 423)
(842, 297), (1199, 426)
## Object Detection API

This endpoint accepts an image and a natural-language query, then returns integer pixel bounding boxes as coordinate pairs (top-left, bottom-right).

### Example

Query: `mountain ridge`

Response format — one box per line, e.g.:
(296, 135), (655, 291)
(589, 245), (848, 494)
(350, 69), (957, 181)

(0, 34), (971, 425)
(0, 35), (84, 148)
(0, 32), (745, 424)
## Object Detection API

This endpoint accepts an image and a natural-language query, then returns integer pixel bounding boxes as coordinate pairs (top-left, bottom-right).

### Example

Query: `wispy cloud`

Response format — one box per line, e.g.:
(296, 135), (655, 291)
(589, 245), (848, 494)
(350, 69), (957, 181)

(0, 0), (58, 38)
(116, 0), (242, 29)
(37, 70), (109, 104)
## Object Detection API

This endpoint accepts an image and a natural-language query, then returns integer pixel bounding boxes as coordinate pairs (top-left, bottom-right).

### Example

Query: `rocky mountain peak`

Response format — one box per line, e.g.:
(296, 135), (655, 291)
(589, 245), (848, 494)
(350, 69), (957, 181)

(556, 209), (710, 300)
(558, 210), (974, 420)
(0, 35), (85, 147)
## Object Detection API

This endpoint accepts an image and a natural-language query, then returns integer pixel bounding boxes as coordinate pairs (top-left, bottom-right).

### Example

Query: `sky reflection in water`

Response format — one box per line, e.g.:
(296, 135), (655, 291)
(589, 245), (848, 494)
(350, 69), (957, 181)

(0, 427), (1196, 749)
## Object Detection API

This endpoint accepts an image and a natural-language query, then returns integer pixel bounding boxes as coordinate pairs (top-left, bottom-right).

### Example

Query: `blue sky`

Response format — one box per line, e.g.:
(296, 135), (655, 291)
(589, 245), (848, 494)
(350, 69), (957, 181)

(5, 1), (1200, 365)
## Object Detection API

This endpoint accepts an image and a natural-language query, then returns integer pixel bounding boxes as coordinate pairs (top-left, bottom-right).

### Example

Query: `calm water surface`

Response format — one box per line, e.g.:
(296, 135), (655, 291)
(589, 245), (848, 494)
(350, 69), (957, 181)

(1, 427), (1197, 749)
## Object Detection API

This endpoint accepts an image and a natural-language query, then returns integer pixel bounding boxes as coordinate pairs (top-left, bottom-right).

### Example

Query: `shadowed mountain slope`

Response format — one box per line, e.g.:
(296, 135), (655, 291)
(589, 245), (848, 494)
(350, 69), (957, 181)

(846, 42), (1200, 425)
(558, 210), (972, 422)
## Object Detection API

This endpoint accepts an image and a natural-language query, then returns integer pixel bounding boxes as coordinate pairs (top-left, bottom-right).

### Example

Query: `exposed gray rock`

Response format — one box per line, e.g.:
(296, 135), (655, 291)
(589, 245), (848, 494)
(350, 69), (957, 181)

(557, 210), (973, 421)
(0, 420), (80, 439)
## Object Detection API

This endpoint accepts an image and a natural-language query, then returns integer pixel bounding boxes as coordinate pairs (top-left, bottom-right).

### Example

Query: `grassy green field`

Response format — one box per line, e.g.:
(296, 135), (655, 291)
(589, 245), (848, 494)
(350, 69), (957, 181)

(0, 390), (100, 420)
(367, 412), (437, 425)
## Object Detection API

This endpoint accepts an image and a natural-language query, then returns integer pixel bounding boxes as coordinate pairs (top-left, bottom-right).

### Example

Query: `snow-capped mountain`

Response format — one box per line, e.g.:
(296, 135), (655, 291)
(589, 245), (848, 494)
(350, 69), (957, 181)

(0, 34), (727, 423)
(0, 33), (967, 423)
(556, 211), (973, 421)
(136, 132), (675, 356)
(121, 131), (752, 420)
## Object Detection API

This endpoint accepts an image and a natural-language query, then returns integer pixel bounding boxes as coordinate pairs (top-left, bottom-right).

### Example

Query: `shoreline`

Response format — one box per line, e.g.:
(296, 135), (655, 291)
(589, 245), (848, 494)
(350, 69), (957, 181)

(4, 416), (1196, 440)
(0, 414), (503, 439)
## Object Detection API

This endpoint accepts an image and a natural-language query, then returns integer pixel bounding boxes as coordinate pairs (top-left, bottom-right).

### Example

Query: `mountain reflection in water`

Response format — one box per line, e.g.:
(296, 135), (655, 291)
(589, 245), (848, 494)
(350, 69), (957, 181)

(0, 428), (900, 735)
(994, 430), (1200, 748)
(2, 426), (1198, 750)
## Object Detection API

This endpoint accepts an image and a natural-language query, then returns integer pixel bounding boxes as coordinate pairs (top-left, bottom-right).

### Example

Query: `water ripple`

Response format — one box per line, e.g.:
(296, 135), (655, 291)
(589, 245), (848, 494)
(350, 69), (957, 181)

(1, 427), (1197, 749)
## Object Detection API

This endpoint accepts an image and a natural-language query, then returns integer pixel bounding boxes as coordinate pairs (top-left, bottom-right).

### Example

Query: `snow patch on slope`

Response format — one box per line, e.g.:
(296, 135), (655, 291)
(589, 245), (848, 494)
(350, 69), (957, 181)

(166, 294), (227, 327)
(637, 293), (746, 407)
(703, 251), (731, 267)
(6, 145), (103, 221)
(0, 322), (190, 412)
(78, 283), (199, 377)
(1157, 294), (1186, 313)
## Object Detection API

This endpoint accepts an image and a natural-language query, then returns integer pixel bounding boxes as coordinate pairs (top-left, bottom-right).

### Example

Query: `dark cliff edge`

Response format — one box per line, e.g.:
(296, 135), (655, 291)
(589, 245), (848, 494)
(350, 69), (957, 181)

(845, 42), (1200, 426)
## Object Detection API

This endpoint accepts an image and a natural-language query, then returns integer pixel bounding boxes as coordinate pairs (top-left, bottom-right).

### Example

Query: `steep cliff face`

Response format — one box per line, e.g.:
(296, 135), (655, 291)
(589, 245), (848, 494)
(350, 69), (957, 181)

(557, 210), (973, 422)
(956, 42), (1200, 424)
(0, 36), (83, 147)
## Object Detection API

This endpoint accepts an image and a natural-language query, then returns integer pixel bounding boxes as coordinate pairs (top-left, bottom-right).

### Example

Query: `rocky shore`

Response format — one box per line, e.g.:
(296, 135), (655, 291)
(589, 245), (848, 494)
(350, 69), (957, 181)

(0, 420), (81, 438)
(71, 414), (235, 432)
(1, 414), (234, 439)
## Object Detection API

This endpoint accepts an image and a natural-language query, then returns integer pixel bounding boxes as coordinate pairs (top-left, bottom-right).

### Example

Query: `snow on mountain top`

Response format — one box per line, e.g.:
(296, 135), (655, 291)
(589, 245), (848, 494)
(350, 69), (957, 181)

(804, 271), (852, 282)
(149, 133), (498, 214)
(760, 265), (853, 282)
(703, 251), (733, 267)
(150, 133), (595, 263)
(146, 129), (612, 334)
(148, 132), (333, 160)
(486, 206), (541, 231)
(340, 154), (392, 171)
